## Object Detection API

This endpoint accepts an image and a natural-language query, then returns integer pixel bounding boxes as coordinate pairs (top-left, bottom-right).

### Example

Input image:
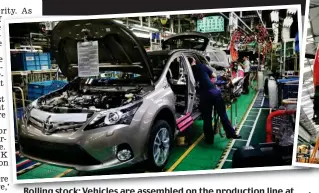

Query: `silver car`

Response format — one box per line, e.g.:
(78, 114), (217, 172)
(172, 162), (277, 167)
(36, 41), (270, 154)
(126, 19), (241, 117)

(18, 19), (210, 172)
(162, 32), (231, 68)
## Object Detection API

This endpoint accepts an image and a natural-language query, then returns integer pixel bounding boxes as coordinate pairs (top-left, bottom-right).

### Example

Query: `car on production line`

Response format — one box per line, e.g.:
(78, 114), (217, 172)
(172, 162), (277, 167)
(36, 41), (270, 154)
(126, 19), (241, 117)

(162, 32), (245, 96)
(18, 19), (243, 172)
(162, 32), (231, 69)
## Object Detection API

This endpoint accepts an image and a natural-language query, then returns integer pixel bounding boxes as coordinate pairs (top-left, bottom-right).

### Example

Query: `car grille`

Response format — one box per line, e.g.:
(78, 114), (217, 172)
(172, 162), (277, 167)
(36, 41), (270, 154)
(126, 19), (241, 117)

(28, 116), (83, 133)
(19, 137), (101, 166)
(29, 117), (43, 129)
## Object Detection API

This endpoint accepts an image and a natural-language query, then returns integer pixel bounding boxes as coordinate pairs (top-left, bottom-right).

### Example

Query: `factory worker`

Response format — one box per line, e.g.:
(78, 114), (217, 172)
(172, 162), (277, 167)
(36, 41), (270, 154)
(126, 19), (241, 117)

(241, 56), (251, 94)
(188, 57), (241, 145)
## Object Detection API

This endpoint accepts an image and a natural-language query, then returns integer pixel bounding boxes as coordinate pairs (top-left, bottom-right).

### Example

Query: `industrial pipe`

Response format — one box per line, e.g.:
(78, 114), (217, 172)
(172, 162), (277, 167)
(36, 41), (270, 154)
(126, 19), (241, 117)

(256, 11), (266, 28)
(266, 109), (296, 143)
(13, 86), (25, 108)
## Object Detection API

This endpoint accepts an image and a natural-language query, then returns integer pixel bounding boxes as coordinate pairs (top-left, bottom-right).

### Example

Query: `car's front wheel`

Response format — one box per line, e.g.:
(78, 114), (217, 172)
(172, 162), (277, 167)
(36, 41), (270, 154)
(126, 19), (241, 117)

(147, 120), (172, 171)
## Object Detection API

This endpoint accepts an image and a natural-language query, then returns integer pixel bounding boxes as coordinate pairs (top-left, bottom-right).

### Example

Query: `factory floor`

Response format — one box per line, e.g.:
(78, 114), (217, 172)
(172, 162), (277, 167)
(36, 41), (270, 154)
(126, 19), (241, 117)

(16, 87), (271, 180)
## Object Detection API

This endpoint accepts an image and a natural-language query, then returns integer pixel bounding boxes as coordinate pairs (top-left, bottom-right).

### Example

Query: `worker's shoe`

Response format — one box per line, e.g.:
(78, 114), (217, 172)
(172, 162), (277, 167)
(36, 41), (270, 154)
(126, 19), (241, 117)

(204, 138), (214, 145)
(226, 134), (242, 139)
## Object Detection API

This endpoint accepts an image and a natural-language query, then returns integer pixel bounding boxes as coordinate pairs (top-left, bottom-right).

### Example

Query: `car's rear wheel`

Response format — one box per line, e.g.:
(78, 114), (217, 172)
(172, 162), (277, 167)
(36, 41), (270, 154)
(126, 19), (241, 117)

(147, 120), (172, 171)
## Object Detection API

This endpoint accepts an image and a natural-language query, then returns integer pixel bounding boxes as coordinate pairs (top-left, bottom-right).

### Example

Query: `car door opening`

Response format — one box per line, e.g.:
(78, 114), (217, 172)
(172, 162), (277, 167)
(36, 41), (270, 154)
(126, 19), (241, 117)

(166, 57), (189, 118)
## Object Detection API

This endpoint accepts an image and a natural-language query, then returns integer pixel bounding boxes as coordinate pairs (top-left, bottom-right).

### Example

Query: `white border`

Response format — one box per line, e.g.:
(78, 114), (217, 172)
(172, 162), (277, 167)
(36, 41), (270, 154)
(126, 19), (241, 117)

(292, 0), (319, 169)
(5, 4), (303, 185)
(291, 0), (309, 167)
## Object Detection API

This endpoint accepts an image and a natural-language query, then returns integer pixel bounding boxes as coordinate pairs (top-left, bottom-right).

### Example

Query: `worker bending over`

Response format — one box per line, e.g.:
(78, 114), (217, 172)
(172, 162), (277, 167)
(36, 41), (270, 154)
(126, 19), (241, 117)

(189, 57), (241, 144)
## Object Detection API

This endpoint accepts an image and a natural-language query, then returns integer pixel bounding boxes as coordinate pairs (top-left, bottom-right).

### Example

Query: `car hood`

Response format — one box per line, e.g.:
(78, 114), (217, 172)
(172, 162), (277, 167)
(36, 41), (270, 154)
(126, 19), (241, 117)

(51, 19), (153, 82)
(162, 32), (209, 51)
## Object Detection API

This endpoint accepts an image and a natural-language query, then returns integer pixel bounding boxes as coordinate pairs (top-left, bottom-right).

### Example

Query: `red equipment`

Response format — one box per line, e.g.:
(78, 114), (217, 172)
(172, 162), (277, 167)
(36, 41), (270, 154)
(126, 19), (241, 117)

(266, 109), (296, 143)
(176, 113), (194, 132)
(313, 44), (319, 88)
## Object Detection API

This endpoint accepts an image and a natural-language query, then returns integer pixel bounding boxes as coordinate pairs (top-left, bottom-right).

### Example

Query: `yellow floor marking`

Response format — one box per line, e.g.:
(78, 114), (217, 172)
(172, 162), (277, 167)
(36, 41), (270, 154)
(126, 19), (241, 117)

(55, 169), (73, 178)
(166, 134), (204, 172)
(167, 105), (232, 172)
(17, 163), (42, 175)
(217, 91), (259, 169)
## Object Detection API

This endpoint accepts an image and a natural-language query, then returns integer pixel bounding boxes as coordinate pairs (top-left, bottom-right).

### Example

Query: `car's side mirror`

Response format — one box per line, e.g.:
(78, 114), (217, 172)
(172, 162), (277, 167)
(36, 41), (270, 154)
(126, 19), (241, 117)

(206, 56), (211, 62)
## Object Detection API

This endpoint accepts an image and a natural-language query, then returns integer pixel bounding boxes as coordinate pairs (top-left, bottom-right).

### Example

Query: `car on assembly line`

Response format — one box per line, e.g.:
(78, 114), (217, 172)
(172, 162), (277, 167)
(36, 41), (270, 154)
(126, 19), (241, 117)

(162, 32), (244, 96)
(18, 19), (212, 172)
(162, 32), (231, 69)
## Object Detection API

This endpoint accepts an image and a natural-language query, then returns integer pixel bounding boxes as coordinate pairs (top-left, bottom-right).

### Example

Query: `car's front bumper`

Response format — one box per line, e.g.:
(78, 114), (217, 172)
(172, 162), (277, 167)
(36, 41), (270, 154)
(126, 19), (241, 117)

(18, 122), (143, 171)
(19, 148), (137, 171)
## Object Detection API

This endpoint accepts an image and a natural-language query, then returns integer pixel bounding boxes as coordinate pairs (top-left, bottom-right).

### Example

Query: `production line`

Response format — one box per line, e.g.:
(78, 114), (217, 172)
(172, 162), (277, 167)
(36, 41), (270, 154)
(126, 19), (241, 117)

(9, 10), (299, 180)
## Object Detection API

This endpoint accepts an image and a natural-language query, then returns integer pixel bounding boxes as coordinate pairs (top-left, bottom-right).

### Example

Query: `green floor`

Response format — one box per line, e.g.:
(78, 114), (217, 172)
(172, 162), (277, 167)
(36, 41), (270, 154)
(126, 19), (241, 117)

(18, 164), (75, 179)
(172, 87), (258, 171)
(219, 90), (270, 169)
(17, 87), (265, 180)
(220, 109), (270, 169)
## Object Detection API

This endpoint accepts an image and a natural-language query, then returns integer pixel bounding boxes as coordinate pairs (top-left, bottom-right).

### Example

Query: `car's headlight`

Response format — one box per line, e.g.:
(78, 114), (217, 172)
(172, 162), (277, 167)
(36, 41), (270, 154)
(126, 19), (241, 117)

(29, 100), (39, 109)
(25, 99), (38, 114)
(23, 99), (39, 121)
(85, 101), (142, 130)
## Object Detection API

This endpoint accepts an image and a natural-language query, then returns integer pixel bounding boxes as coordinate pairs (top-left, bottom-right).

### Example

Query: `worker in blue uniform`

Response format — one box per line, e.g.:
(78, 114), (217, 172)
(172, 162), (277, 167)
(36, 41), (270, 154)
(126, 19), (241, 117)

(188, 57), (241, 144)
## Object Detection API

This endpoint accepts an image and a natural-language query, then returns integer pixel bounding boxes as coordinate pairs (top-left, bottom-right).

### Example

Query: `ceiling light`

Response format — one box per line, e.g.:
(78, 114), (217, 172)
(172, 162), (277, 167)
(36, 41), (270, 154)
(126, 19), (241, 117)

(283, 17), (293, 28)
(270, 11), (279, 23)
(287, 8), (297, 15)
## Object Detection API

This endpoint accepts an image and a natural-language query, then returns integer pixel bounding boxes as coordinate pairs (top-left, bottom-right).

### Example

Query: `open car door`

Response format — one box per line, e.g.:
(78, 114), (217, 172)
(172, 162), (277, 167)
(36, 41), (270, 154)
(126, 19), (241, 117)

(175, 54), (198, 132)
(181, 54), (196, 114)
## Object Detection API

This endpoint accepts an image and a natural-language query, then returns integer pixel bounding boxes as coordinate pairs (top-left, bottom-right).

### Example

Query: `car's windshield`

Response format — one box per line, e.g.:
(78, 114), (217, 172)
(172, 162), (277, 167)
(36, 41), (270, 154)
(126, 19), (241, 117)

(162, 36), (208, 51)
